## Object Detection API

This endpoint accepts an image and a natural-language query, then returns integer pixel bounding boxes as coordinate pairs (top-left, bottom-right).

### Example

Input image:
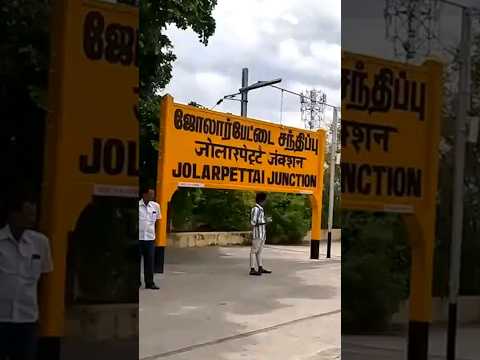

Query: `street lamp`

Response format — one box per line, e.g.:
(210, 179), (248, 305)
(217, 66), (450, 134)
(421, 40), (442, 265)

(211, 92), (242, 110)
(238, 68), (281, 117)
(238, 78), (282, 117)
(211, 68), (281, 116)
(239, 78), (283, 92)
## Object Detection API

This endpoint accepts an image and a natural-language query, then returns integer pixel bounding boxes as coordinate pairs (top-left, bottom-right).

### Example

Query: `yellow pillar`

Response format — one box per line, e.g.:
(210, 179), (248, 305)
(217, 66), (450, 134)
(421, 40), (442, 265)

(154, 95), (176, 272)
(309, 193), (322, 259)
(310, 128), (326, 259)
(405, 58), (443, 359)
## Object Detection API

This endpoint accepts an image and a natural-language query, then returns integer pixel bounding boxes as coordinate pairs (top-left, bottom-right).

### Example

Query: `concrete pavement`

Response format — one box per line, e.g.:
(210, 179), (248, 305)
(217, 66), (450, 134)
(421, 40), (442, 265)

(139, 242), (341, 360)
(342, 324), (480, 359)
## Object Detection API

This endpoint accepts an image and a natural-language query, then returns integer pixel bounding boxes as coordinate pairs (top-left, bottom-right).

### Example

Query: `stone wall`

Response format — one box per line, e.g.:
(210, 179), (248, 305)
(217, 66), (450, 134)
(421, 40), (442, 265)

(303, 229), (342, 242)
(168, 229), (342, 248)
(167, 231), (252, 248)
(391, 296), (480, 324)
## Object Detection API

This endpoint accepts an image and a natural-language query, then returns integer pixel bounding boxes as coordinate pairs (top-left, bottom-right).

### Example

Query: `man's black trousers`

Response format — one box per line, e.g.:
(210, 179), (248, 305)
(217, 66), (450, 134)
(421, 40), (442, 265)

(139, 240), (155, 286)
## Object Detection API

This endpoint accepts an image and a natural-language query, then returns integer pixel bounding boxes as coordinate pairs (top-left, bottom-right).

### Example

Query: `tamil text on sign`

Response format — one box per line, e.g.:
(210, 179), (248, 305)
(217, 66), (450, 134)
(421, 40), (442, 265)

(341, 52), (442, 213)
(156, 95), (326, 248)
(160, 98), (325, 194)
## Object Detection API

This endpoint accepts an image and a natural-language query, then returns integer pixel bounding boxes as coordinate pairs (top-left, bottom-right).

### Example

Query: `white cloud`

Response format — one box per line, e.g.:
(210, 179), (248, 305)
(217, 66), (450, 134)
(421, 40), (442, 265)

(163, 0), (341, 130)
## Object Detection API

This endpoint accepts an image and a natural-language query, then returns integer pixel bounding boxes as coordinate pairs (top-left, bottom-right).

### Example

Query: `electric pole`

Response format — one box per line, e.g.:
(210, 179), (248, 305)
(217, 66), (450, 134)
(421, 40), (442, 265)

(448, 7), (471, 360)
(384, 1), (476, 359)
(326, 108), (338, 259)
(237, 68), (281, 118)
(241, 68), (248, 117)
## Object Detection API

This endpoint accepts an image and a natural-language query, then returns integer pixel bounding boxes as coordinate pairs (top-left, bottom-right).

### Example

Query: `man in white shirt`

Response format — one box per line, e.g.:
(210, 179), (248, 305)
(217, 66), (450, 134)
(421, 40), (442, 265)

(139, 186), (161, 290)
(0, 194), (53, 360)
(250, 192), (272, 276)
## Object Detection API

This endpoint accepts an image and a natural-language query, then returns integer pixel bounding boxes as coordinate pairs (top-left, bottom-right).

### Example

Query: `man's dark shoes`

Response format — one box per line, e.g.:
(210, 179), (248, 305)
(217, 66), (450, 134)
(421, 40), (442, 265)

(249, 268), (262, 276)
(146, 284), (160, 290)
(259, 267), (272, 274)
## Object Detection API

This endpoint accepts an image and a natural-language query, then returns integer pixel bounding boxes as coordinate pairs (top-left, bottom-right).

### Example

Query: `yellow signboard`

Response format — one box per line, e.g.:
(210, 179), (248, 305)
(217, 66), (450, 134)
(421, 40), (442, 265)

(157, 95), (326, 251)
(341, 51), (443, 354)
(341, 52), (442, 214)
(40, 0), (138, 337)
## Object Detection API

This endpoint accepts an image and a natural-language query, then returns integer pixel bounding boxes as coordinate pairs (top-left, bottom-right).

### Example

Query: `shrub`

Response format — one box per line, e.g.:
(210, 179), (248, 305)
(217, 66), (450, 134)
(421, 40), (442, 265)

(170, 190), (312, 245)
(341, 211), (410, 333)
(265, 193), (311, 244)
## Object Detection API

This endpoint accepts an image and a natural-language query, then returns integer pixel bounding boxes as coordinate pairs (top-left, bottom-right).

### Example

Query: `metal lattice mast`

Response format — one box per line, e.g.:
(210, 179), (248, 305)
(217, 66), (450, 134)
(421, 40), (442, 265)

(300, 89), (327, 130)
(384, 0), (441, 61)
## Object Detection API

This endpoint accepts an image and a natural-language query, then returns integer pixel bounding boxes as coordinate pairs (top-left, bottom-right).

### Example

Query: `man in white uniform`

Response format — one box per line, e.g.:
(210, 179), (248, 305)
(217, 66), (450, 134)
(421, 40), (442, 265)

(139, 186), (161, 290)
(250, 192), (272, 276)
(0, 194), (53, 360)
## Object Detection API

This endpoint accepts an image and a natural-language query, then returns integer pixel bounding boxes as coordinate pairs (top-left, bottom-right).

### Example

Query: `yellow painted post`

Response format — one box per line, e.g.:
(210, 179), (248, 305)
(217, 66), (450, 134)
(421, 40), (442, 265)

(310, 193), (322, 259)
(155, 95), (174, 272)
(38, 1), (139, 357)
(37, 0), (71, 346)
(406, 59), (443, 359)
(403, 214), (433, 354)
(310, 129), (327, 259)
(340, 52), (443, 359)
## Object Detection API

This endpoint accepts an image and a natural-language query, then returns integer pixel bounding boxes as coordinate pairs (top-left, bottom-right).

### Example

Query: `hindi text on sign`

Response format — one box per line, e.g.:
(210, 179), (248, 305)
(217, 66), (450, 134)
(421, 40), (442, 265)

(341, 119), (398, 153)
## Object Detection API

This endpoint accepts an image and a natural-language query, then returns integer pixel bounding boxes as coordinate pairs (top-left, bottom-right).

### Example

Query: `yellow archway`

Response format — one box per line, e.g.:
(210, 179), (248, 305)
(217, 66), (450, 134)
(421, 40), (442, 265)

(38, 0), (138, 351)
(155, 95), (327, 271)
(341, 51), (443, 359)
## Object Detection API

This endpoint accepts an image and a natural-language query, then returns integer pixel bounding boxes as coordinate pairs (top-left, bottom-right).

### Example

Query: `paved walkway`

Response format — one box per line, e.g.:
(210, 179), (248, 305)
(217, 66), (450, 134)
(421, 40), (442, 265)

(139, 243), (341, 360)
(343, 324), (480, 359)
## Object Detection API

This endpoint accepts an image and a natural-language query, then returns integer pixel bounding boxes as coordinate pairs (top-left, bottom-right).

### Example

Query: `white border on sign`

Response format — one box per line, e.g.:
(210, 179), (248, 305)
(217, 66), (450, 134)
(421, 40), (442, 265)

(178, 182), (206, 188)
(93, 184), (139, 198)
(383, 204), (415, 214)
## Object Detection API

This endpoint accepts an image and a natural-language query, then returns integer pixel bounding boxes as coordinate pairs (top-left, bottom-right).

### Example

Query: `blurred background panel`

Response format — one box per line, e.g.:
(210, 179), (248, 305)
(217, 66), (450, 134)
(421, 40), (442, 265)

(342, 1), (480, 359)
(1, 1), (139, 359)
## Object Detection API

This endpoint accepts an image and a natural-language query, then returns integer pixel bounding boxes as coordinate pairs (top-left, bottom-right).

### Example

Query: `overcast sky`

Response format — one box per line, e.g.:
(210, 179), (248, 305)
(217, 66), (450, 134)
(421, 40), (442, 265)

(161, 0), (341, 130)
(342, 0), (479, 64)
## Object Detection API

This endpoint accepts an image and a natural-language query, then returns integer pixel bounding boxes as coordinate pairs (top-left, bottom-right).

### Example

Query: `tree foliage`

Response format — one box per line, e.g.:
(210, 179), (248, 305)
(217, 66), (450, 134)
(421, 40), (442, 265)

(341, 211), (410, 333)
(264, 193), (312, 244)
(140, 0), (218, 186)
(0, 1), (51, 196)
(169, 189), (314, 244)
(0, 1), (50, 96)
(139, 95), (161, 184)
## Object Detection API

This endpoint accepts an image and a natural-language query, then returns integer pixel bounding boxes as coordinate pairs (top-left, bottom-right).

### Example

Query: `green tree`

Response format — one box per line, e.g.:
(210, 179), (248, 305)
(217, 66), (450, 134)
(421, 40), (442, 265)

(140, 0), (218, 185)
(170, 188), (197, 231)
(169, 189), (314, 245)
(341, 211), (410, 332)
(265, 193), (312, 244)
(0, 1), (51, 195)
(191, 189), (253, 232)
(0, 1), (50, 104)
(139, 95), (161, 185)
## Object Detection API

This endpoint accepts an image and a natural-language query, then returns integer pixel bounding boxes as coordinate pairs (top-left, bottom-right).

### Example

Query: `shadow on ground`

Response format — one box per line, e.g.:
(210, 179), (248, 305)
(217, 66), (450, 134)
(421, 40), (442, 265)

(140, 245), (341, 360)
